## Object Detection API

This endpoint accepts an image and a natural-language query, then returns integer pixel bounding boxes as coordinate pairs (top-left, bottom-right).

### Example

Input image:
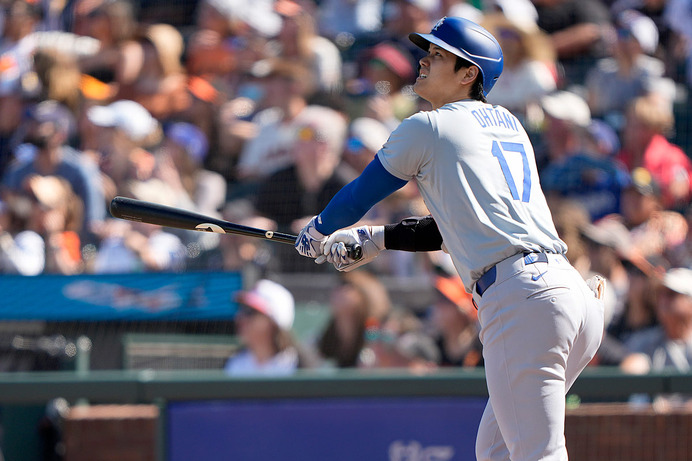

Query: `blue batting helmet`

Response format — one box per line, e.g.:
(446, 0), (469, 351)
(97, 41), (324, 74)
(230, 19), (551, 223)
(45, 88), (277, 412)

(409, 17), (504, 96)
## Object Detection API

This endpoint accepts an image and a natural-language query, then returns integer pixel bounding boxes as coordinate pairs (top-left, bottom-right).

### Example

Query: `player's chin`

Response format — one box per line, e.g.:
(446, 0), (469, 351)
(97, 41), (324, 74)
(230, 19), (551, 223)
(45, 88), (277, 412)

(413, 78), (427, 95)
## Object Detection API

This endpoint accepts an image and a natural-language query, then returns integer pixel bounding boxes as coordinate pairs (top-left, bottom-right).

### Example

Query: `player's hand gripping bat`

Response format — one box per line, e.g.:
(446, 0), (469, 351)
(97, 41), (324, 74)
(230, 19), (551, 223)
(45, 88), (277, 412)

(109, 196), (363, 260)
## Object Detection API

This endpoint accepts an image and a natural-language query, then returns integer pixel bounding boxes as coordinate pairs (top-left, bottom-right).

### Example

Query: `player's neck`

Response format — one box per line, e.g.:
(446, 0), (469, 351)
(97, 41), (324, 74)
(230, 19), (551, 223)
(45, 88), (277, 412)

(429, 89), (474, 110)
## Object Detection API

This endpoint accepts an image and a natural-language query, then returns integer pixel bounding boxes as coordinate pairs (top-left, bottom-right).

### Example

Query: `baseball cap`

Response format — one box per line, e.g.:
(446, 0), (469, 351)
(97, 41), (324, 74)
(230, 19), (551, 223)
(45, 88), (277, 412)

(369, 43), (415, 82)
(87, 100), (158, 142)
(348, 117), (390, 153)
(489, 0), (538, 29)
(165, 122), (209, 164)
(27, 100), (76, 136)
(234, 279), (295, 331)
(581, 217), (633, 254)
(617, 9), (658, 55)
(662, 268), (692, 298)
(204, 0), (282, 38)
(627, 167), (661, 197)
(294, 105), (347, 154)
(540, 91), (591, 127)
(435, 274), (476, 319)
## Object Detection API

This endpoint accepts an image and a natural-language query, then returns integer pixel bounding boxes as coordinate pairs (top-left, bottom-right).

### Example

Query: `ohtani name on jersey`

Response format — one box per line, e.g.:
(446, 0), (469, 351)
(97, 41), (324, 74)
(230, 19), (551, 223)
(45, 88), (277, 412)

(470, 107), (519, 132)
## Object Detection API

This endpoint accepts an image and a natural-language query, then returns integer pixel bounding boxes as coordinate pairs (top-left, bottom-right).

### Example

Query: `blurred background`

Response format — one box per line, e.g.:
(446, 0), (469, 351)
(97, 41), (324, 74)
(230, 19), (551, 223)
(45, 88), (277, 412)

(1, 0), (692, 459)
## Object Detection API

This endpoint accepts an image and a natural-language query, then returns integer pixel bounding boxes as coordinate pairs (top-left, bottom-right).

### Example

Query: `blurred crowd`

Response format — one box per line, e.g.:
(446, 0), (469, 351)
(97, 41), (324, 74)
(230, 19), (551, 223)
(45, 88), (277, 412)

(1, 0), (692, 379)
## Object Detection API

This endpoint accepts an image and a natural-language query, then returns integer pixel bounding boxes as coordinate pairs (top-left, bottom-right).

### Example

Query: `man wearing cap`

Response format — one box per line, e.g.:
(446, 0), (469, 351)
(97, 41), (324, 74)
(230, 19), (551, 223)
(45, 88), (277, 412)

(1, 100), (105, 238)
(255, 105), (349, 273)
(621, 268), (692, 376)
(86, 99), (162, 199)
(225, 279), (308, 376)
(538, 90), (630, 220)
(295, 16), (605, 460)
(585, 10), (670, 125)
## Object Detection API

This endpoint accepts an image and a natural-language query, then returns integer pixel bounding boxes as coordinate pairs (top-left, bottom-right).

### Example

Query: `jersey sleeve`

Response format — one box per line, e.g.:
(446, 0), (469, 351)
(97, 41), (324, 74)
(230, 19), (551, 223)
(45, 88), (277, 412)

(377, 112), (435, 180)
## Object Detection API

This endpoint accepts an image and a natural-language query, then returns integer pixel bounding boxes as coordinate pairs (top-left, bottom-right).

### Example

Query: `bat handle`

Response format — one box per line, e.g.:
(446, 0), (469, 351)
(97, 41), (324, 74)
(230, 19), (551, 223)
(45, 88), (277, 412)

(346, 243), (363, 261)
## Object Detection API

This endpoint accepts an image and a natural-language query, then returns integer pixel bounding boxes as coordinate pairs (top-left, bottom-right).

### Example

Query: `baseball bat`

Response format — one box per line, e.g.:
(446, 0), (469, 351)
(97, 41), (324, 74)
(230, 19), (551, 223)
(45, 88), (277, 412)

(109, 196), (363, 260)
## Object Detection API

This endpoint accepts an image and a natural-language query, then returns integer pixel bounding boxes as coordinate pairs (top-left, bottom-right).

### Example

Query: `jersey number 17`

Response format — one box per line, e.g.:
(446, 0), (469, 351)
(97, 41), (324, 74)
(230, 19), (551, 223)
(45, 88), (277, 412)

(491, 140), (531, 203)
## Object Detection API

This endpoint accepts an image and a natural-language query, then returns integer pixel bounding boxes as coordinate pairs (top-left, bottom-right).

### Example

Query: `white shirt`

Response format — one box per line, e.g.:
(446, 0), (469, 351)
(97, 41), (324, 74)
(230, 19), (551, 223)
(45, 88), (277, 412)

(377, 100), (566, 291)
(224, 348), (299, 376)
(0, 231), (45, 275)
(236, 108), (298, 180)
(488, 60), (557, 114)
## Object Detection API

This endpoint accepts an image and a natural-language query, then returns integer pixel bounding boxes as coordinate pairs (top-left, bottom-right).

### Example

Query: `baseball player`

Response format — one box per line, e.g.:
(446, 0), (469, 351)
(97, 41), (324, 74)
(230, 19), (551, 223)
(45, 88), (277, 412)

(295, 17), (605, 460)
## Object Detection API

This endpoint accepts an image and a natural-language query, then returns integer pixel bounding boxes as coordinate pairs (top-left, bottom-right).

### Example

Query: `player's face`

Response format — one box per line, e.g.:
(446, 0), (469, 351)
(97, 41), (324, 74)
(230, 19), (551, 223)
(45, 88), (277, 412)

(414, 44), (474, 109)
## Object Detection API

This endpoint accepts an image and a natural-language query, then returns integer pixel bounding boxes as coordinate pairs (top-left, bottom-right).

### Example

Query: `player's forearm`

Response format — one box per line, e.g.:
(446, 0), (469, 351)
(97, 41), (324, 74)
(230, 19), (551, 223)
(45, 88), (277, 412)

(316, 156), (407, 234)
(383, 215), (443, 252)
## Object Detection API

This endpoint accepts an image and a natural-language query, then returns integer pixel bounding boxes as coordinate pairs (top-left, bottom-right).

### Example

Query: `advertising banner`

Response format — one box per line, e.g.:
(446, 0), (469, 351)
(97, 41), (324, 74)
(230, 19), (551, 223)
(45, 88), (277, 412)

(0, 272), (242, 320)
(168, 397), (486, 461)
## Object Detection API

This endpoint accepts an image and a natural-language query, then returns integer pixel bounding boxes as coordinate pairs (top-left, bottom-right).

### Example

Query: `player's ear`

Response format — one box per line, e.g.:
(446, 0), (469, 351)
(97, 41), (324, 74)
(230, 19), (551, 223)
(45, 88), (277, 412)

(458, 65), (479, 86)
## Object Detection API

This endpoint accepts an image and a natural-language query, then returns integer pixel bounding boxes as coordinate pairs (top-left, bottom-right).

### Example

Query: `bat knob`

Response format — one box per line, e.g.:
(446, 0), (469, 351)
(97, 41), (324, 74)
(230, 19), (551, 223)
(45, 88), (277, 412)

(347, 244), (363, 261)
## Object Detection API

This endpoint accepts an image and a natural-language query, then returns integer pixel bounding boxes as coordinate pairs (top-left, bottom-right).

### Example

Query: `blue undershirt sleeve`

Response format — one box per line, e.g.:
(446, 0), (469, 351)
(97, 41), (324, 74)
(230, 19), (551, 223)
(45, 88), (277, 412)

(315, 156), (409, 235)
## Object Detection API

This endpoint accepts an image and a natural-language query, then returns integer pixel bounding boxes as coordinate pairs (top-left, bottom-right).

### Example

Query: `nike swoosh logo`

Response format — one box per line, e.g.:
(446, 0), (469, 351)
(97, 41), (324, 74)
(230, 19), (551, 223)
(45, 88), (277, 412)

(532, 272), (547, 281)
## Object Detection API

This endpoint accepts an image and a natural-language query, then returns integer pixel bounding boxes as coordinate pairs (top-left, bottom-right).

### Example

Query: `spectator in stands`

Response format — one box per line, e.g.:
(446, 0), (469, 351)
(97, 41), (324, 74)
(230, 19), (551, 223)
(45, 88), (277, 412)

(23, 175), (84, 274)
(318, 0), (385, 41)
(85, 99), (162, 202)
(155, 122), (225, 216)
(585, 10), (672, 131)
(225, 279), (313, 375)
(616, 94), (692, 210)
(188, 0), (280, 87)
(32, 48), (83, 117)
(621, 267), (692, 376)
(580, 217), (656, 365)
(317, 271), (392, 368)
(619, 167), (687, 261)
(73, 0), (139, 86)
(342, 117), (392, 180)
(91, 218), (187, 273)
(664, 0), (692, 89)
(606, 248), (663, 348)
(581, 218), (638, 327)
(0, 198), (44, 275)
(254, 105), (348, 272)
(0, 55), (31, 176)
(429, 274), (483, 368)
(233, 59), (316, 184)
(380, 0), (440, 64)
(348, 42), (418, 125)
(274, 0), (343, 94)
(205, 199), (280, 274)
(482, 13), (557, 121)
(1, 100), (105, 238)
(116, 23), (189, 121)
(0, 0), (42, 54)
(153, 122), (226, 255)
(532, 0), (613, 86)
(537, 91), (630, 220)
(547, 197), (592, 276)
(669, 204), (692, 269)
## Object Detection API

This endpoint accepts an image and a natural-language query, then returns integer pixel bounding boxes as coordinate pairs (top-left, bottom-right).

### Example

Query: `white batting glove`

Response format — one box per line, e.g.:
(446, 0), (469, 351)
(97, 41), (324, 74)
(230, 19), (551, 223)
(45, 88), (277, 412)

(295, 216), (326, 260)
(322, 225), (385, 272)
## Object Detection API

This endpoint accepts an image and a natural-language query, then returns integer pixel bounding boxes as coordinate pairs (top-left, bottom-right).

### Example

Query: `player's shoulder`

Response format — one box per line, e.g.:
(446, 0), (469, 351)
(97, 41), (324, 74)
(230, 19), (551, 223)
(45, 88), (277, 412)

(396, 110), (436, 135)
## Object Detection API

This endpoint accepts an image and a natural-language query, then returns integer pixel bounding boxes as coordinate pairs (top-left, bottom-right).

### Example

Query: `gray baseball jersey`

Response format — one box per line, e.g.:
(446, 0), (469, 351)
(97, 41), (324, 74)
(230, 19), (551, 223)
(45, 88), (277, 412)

(377, 99), (567, 291)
